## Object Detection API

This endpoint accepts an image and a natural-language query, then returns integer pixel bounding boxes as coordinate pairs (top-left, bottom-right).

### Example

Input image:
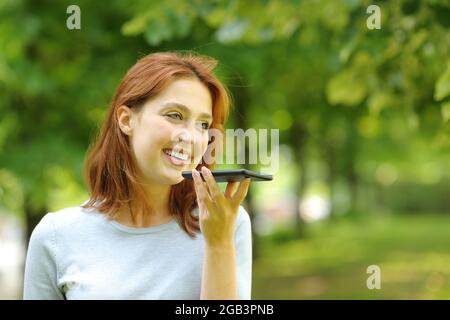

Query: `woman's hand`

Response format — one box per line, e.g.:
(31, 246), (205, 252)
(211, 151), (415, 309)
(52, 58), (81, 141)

(192, 167), (251, 248)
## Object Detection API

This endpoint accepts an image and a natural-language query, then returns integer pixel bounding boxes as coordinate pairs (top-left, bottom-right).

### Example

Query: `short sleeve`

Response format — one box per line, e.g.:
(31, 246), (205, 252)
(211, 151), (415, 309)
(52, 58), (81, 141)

(23, 213), (65, 300)
(234, 205), (253, 300)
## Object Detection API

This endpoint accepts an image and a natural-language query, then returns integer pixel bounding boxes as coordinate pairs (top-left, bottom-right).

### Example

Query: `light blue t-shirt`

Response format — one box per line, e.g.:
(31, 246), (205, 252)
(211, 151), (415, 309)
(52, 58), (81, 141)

(23, 202), (253, 300)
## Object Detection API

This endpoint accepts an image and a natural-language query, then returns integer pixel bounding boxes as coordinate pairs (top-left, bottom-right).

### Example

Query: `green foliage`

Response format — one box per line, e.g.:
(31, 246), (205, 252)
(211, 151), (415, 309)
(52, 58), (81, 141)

(0, 0), (449, 219)
(0, 0), (448, 301)
(436, 67), (450, 100)
(326, 68), (368, 106)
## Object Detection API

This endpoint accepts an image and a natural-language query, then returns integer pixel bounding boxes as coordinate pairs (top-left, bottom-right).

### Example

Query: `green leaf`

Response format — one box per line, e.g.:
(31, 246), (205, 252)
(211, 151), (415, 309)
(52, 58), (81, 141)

(326, 69), (368, 106)
(441, 101), (450, 122)
(122, 12), (152, 36)
(144, 20), (173, 46)
(434, 63), (450, 101)
(215, 19), (250, 43)
(368, 91), (397, 115)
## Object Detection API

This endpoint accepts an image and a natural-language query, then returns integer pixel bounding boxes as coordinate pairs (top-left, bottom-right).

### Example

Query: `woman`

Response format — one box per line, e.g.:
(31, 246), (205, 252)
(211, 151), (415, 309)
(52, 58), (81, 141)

(23, 52), (252, 300)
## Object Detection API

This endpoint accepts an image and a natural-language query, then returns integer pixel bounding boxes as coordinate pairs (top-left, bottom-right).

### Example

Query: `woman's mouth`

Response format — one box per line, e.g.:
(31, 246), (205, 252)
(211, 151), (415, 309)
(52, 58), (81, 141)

(162, 148), (190, 166)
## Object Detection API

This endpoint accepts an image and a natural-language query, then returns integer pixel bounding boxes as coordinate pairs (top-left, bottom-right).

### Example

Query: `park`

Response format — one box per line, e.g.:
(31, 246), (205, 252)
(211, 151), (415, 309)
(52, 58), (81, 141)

(0, 0), (449, 301)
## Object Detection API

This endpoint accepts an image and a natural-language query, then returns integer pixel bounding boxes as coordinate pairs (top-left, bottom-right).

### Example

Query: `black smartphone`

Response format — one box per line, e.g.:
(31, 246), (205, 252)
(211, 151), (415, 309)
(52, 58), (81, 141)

(182, 169), (273, 183)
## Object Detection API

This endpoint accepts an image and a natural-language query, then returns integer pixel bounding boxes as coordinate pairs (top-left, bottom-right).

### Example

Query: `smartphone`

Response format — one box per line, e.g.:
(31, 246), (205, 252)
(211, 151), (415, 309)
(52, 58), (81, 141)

(182, 169), (273, 183)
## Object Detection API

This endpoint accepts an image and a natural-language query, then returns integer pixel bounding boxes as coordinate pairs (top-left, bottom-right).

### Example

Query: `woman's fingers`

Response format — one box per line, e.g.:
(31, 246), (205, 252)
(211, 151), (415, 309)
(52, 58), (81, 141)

(232, 178), (251, 204)
(192, 168), (251, 220)
(192, 169), (214, 209)
(224, 181), (239, 199)
(200, 167), (224, 202)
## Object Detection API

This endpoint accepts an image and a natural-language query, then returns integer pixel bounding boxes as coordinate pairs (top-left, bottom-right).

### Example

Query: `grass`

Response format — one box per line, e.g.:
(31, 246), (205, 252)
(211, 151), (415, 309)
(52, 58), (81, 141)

(252, 213), (450, 299)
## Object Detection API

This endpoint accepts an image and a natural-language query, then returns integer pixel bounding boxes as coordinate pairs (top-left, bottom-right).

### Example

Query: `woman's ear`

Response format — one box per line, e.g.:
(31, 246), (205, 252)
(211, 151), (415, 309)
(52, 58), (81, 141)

(117, 105), (133, 136)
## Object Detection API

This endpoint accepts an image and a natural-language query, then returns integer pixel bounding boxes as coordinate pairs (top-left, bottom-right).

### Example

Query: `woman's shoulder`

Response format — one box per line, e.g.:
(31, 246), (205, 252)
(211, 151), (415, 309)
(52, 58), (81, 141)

(28, 206), (83, 247)
(32, 202), (100, 237)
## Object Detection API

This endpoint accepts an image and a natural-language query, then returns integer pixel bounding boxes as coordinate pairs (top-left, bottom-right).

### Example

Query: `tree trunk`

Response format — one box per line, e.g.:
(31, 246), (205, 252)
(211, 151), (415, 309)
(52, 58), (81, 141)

(290, 123), (307, 238)
(324, 142), (337, 217)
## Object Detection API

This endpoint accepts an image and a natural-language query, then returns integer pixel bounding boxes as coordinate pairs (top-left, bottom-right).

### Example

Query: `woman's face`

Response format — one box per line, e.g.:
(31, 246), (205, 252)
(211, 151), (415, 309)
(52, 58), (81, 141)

(117, 77), (213, 186)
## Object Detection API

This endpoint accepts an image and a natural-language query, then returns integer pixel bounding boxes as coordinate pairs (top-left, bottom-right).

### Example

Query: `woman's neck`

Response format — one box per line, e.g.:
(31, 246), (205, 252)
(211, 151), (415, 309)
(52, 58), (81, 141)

(115, 183), (174, 228)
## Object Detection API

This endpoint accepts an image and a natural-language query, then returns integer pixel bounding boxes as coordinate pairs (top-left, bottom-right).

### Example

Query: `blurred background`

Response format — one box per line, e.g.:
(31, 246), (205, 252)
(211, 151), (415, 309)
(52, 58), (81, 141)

(1, 0), (449, 299)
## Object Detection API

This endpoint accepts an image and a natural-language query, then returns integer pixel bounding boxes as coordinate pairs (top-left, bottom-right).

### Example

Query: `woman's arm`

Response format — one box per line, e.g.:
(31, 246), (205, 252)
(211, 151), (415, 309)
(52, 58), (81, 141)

(23, 213), (65, 300)
(201, 242), (238, 299)
(192, 167), (251, 300)
(201, 206), (253, 300)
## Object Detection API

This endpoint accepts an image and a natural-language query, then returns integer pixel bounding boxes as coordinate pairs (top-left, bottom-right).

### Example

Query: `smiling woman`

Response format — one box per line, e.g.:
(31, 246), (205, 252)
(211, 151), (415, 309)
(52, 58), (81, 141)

(84, 52), (232, 233)
(23, 52), (253, 300)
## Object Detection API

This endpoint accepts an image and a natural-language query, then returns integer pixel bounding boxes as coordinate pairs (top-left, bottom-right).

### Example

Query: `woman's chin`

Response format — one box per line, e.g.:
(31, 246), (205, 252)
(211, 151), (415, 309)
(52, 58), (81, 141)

(171, 171), (185, 183)
(163, 169), (187, 185)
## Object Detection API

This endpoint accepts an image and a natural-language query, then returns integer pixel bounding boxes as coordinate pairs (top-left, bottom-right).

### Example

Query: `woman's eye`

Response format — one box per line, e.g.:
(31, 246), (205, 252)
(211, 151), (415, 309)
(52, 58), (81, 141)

(167, 113), (210, 130)
(196, 122), (210, 130)
(167, 113), (182, 120)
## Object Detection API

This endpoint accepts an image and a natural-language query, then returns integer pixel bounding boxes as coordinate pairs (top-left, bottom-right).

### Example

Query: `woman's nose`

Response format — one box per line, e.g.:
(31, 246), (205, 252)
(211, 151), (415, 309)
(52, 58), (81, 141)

(172, 126), (196, 144)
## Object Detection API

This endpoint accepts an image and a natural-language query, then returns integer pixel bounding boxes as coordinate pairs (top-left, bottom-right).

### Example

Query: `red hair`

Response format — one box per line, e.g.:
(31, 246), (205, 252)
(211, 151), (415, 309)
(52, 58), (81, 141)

(81, 51), (231, 238)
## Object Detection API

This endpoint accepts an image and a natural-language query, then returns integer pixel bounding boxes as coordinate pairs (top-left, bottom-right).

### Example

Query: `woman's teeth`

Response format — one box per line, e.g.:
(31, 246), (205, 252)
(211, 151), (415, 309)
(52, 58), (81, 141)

(163, 149), (188, 161)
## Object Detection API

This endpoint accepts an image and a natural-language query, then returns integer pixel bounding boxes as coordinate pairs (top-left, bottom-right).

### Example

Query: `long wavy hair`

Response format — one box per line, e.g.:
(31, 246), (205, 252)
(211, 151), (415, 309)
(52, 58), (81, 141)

(81, 51), (231, 238)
